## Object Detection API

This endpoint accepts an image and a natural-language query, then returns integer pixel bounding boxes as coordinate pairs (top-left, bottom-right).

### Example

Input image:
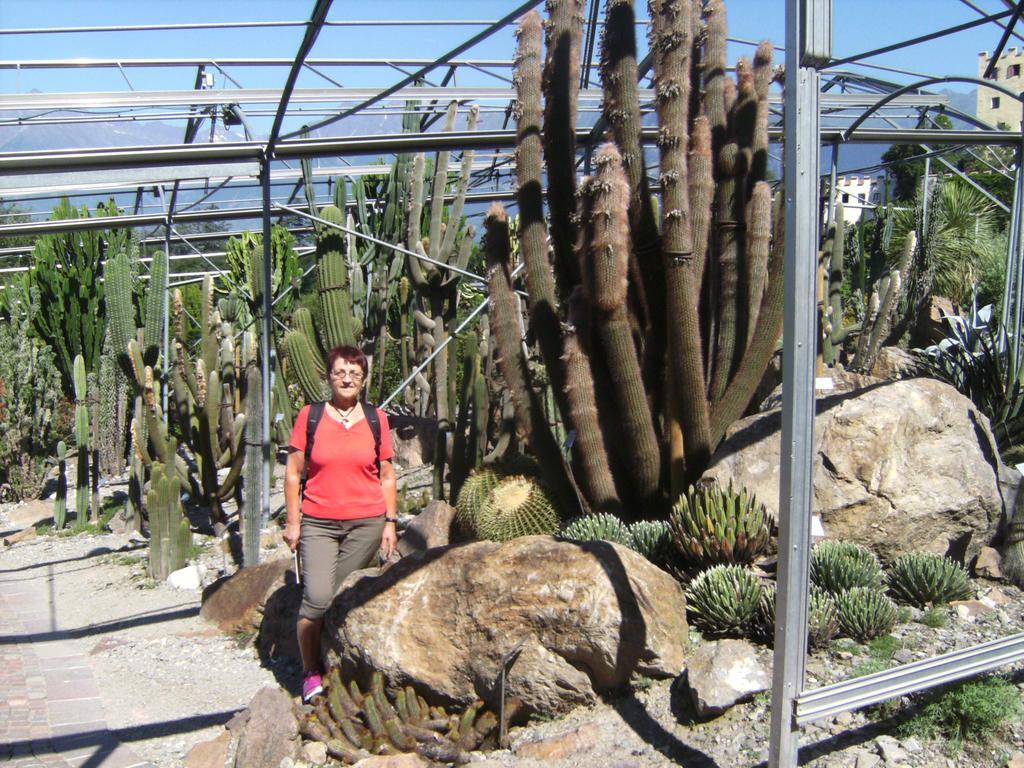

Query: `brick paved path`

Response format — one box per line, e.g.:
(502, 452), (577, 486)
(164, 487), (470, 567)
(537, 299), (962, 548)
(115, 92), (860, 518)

(0, 565), (152, 768)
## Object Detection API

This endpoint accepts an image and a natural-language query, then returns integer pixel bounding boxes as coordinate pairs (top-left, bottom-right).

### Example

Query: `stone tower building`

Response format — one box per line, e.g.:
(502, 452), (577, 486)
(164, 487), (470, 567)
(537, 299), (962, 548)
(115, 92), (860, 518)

(978, 48), (1024, 128)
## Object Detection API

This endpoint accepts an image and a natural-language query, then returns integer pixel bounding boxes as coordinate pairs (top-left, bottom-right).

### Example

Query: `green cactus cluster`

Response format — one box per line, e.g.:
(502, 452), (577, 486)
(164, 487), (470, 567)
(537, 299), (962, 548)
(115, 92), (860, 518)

(685, 565), (764, 637)
(561, 513), (635, 548)
(885, 553), (973, 608)
(834, 587), (898, 643)
(54, 441), (68, 530)
(473, 475), (561, 543)
(147, 439), (191, 581)
(755, 583), (838, 649)
(72, 353), (91, 522)
(669, 481), (773, 567)
(297, 669), (497, 764)
(810, 540), (884, 594)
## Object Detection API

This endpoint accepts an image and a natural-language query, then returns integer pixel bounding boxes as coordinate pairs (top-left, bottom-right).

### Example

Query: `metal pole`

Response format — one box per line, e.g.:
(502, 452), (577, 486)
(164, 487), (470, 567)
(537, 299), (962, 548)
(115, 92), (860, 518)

(769, 1), (826, 765)
(1013, 139), (1024, 370)
(1001, 148), (1023, 353)
(260, 159), (274, 530)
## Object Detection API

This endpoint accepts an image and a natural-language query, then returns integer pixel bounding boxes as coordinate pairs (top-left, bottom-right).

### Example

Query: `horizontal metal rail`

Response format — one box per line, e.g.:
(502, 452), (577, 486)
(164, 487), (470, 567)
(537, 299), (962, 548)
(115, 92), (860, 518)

(795, 632), (1024, 725)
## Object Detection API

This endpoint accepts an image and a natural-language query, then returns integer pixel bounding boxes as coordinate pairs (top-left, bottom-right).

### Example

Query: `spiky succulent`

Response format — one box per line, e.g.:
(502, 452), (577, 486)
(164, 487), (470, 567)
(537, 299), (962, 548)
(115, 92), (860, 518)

(669, 481), (773, 567)
(835, 587), (898, 642)
(473, 475), (560, 542)
(561, 513), (636, 548)
(685, 565), (763, 637)
(628, 520), (674, 567)
(886, 553), (973, 608)
(810, 540), (884, 594)
(454, 467), (502, 538)
(755, 583), (838, 649)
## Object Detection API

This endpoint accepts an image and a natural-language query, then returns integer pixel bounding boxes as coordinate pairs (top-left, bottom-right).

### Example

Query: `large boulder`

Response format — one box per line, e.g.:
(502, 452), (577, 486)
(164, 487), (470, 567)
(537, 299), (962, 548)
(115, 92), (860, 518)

(232, 685), (300, 768)
(705, 378), (1003, 563)
(323, 536), (687, 718)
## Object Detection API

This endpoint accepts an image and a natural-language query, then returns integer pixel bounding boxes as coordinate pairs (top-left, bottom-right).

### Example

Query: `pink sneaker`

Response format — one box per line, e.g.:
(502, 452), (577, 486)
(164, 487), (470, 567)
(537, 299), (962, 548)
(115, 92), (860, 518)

(302, 671), (323, 702)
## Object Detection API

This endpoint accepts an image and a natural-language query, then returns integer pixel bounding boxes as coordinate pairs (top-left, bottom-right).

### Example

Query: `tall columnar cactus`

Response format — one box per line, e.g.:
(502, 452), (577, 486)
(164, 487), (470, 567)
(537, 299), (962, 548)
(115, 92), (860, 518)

(850, 231), (915, 373)
(242, 361), (263, 568)
(820, 203), (859, 367)
(488, 0), (785, 519)
(54, 441), (68, 530)
(146, 438), (191, 581)
(72, 354), (90, 523)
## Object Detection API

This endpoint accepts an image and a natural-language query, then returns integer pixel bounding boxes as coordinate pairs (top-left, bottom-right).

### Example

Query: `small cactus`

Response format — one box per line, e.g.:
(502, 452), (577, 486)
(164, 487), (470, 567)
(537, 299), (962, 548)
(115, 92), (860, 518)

(885, 553), (973, 608)
(561, 513), (635, 548)
(53, 441), (68, 530)
(834, 587), (898, 642)
(473, 475), (560, 542)
(685, 565), (763, 637)
(755, 583), (838, 649)
(669, 481), (773, 567)
(628, 520), (674, 567)
(147, 442), (191, 581)
(810, 540), (884, 595)
(454, 467), (502, 538)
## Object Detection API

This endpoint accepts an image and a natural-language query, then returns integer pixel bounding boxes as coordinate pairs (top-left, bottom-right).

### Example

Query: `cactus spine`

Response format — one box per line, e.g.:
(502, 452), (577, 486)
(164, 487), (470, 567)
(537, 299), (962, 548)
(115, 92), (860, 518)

(54, 441), (68, 530)
(72, 354), (90, 523)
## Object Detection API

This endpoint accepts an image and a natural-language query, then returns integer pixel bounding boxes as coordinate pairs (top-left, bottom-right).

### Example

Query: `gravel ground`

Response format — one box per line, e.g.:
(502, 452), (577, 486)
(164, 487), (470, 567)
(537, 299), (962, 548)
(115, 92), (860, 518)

(3, 476), (1022, 768)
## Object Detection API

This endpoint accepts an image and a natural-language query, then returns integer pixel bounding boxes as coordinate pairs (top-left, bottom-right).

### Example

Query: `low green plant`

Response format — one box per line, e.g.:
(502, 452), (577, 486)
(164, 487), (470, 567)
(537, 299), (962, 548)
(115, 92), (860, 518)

(811, 540), (883, 594)
(918, 606), (948, 629)
(835, 587), (898, 642)
(562, 513), (635, 548)
(886, 552), (973, 607)
(685, 565), (763, 638)
(669, 481), (773, 567)
(897, 675), (1023, 753)
(866, 634), (900, 661)
(845, 658), (891, 681)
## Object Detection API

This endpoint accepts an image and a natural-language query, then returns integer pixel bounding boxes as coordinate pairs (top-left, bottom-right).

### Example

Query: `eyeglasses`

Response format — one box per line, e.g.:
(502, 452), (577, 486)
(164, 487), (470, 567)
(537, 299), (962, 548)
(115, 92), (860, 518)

(328, 369), (364, 382)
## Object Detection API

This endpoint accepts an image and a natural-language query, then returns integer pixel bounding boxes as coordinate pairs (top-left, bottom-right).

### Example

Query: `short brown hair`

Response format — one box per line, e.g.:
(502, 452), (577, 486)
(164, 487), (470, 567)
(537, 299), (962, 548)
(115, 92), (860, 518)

(325, 345), (368, 378)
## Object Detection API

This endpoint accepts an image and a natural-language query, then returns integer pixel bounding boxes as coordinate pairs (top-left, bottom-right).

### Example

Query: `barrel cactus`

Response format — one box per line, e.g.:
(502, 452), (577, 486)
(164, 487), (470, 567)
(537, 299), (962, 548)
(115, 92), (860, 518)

(473, 475), (560, 542)
(835, 587), (898, 642)
(454, 467), (503, 538)
(886, 553), (973, 608)
(669, 481), (773, 567)
(756, 583), (838, 649)
(561, 513), (635, 548)
(810, 540), (884, 594)
(685, 565), (763, 637)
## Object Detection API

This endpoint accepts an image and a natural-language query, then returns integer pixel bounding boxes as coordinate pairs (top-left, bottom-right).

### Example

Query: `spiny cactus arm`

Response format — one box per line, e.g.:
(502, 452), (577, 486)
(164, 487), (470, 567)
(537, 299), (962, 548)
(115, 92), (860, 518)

(587, 144), (661, 504)
(648, 2), (712, 490)
(427, 101), (459, 261)
(438, 105), (479, 263)
(406, 154), (428, 286)
(143, 247), (167, 366)
(865, 230), (915, 370)
(317, 204), (359, 348)
(291, 307), (326, 373)
(746, 172), (773, 352)
(748, 41), (775, 192)
(712, 183), (784, 447)
(704, 0), (730, 154)
(283, 329), (327, 404)
(485, 203), (583, 517)
(822, 203), (846, 365)
(542, 0), (584, 295)
(104, 249), (136, 377)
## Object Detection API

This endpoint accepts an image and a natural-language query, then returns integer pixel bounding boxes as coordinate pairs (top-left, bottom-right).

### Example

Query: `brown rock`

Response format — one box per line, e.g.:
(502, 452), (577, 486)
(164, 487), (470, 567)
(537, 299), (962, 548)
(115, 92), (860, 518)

(350, 755), (430, 768)
(184, 730), (232, 768)
(4, 499), (53, 529)
(984, 587), (1012, 606)
(233, 686), (299, 768)
(301, 740), (328, 765)
(396, 500), (456, 557)
(974, 547), (1003, 580)
(514, 723), (604, 760)
(950, 600), (995, 620)
(324, 536), (687, 718)
(1006, 751), (1024, 768)
(2, 526), (38, 546)
(707, 378), (1003, 563)
(388, 415), (436, 470)
(870, 347), (925, 381)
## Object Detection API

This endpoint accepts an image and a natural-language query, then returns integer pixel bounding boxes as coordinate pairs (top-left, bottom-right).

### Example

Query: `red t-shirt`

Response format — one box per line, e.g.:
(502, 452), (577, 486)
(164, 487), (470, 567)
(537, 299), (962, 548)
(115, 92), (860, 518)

(289, 404), (395, 521)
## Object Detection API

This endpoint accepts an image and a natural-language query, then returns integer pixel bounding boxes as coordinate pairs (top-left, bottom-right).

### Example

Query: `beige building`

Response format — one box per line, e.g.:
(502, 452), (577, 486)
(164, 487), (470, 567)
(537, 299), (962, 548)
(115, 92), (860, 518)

(833, 175), (886, 225)
(978, 48), (1024, 128)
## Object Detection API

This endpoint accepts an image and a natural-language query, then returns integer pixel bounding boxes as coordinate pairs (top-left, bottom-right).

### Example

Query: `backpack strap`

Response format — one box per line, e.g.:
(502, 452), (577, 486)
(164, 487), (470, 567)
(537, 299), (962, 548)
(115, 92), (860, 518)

(300, 401), (326, 497)
(361, 400), (382, 477)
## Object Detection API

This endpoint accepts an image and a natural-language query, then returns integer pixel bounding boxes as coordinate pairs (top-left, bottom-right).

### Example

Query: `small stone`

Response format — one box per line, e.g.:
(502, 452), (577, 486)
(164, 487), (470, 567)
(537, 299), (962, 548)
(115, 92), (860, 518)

(900, 736), (921, 754)
(875, 735), (906, 764)
(685, 639), (769, 718)
(951, 599), (995, 620)
(974, 546), (1003, 579)
(168, 564), (202, 590)
(854, 749), (882, 768)
(183, 730), (231, 768)
(1006, 751), (1024, 768)
(834, 711), (855, 726)
(893, 649), (915, 665)
(514, 723), (604, 760)
(985, 587), (1013, 606)
(302, 741), (328, 765)
(351, 755), (431, 768)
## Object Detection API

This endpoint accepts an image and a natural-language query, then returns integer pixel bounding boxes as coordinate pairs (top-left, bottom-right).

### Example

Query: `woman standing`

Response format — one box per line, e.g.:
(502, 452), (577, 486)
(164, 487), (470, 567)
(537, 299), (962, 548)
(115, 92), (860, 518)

(283, 345), (398, 702)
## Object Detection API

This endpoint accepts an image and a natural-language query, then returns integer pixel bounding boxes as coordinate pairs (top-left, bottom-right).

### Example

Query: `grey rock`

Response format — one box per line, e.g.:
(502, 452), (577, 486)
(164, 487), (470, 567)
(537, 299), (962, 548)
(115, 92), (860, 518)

(706, 378), (1003, 563)
(168, 564), (202, 590)
(900, 736), (922, 754)
(234, 686), (300, 768)
(685, 639), (768, 718)
(893, 649), (915, 664)
(854, 748), (882, 768)
(396, 500), (456, 557)
(875, 734), (906, 764)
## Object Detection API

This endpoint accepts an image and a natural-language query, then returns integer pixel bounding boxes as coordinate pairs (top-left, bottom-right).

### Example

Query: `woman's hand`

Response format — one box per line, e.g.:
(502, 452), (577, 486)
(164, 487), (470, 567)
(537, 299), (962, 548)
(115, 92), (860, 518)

(380, 522), (398, 560)
(284, 521), (301, 552)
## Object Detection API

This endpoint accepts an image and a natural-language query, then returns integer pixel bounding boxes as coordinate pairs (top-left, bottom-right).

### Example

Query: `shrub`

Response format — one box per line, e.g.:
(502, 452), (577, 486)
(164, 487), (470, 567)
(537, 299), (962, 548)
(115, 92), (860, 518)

(835, 587), (898, 642)
(898, 675), (1023, 752)
(918, 606), (948, 629)
(561, 513), (635, 548)
(627, 520), (674, 567)
(669, 481), (773, 567)
(886, 552), (973, 608)
(685, 565), (763, 637)
(811, 540), (883, 594)
(755, 583), (838, 649)
(0, 299), (65, 501)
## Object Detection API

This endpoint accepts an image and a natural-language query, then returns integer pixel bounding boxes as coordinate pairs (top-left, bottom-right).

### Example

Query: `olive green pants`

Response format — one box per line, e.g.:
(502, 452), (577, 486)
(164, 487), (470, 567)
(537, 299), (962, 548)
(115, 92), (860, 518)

(298, 514), (384, 620)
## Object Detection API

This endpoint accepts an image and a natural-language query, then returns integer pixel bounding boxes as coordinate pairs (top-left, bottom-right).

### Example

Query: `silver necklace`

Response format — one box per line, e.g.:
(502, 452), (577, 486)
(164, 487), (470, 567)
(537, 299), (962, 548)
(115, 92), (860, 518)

(331, 402), (358, 422)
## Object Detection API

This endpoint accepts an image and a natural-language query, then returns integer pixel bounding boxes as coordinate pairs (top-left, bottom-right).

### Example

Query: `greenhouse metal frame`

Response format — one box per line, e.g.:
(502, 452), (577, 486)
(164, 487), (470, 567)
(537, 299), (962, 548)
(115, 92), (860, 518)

(2, 2), (1023, 766)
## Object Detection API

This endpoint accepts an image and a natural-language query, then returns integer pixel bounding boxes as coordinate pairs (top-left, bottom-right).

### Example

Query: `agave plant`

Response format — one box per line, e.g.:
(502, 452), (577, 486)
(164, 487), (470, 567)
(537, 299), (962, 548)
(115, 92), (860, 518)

(628, 520), (675, 568)
(886, 552), (973, 608)
(810, 540), (884, 594)
(755, 583), (838, 649)
(835, 587), (898, 642)
(685, 565), (763, 638)
(669, 481), (773, 568)
(561, 513), (635, 548)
